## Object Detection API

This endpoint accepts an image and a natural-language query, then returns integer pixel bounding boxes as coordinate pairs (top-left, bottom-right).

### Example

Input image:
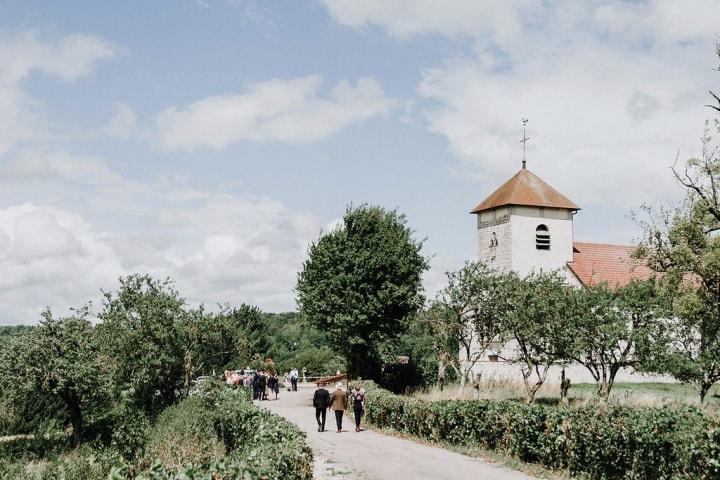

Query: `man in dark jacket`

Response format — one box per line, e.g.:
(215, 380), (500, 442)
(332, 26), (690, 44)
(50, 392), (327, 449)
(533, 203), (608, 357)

(251, 371), (261, 400)
(313, 386), (331, 432)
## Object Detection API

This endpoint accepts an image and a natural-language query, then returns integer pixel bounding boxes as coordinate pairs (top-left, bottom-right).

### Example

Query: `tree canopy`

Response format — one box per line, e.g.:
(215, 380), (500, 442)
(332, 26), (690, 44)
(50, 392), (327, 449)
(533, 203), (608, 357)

(635, 123), (720, 403)
(296, 204), (429, 380)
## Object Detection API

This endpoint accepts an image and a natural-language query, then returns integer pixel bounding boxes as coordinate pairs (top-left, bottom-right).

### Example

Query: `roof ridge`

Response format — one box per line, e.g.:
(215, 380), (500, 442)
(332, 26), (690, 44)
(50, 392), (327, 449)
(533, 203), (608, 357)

(573, 241), (637, 248)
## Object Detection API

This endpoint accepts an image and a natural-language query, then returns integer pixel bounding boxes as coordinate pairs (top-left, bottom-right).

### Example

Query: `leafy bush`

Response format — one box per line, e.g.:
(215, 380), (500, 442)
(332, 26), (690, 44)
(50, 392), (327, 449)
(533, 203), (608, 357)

(128, 383), (312, 480)
(141, 395), (223, 470)
(213, 388), (313, 480)
(0, 420), (69, 462)
(111, 401), (151, 461)
(38, 445), (124, 480)
(359, 381), (720, 480)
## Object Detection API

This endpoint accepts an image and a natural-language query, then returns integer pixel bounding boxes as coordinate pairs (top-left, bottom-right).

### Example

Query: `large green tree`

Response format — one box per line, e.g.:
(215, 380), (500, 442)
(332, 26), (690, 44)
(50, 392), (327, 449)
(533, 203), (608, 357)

(495, 271), (575, 404)
(635, 123), (720, 404)
(568, 279), (667, 401)
(425, 261), (505, 388)
(0, 309), (109, 445)
(97, 275), (189, 414)
(296, 204), (429, 380)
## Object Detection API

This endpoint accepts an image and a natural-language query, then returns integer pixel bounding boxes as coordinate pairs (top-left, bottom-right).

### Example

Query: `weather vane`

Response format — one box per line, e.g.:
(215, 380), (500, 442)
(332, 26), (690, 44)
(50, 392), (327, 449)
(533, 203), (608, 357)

(520, 118), (529, 169)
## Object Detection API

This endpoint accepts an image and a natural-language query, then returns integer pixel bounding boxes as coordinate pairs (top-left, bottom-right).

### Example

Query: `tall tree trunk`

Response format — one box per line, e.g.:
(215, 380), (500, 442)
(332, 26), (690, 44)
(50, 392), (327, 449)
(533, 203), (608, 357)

(699, 379), (712, 405)
(64, 390), (83, 447)
(560, 368), (570, 405)
(521, 363), (548, 405)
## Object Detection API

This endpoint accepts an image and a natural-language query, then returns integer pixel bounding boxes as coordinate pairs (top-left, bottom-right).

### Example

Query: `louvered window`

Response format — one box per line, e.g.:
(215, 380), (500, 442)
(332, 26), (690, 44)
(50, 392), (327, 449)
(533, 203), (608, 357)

(536, 224), (550, 250)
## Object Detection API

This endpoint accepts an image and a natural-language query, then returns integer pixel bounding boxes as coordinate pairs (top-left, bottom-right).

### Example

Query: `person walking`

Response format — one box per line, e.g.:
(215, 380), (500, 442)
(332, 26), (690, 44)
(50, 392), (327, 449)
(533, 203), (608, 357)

(251, 371), (261, 400)
(312, 385), (330, 432)
(349, 384), (365, 432)
(290, 367), (299, 391)
(271, 372), (280, 399)
(257, 370), (268, 400)
(267, 372), (277, 400)
(328, 382), (347, 433)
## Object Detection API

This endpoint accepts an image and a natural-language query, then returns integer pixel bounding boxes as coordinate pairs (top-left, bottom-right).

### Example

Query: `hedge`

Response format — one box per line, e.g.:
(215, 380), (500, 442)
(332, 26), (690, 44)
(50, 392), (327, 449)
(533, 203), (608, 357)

(117, 383), (313, 480)
(357, 381), (720, 479)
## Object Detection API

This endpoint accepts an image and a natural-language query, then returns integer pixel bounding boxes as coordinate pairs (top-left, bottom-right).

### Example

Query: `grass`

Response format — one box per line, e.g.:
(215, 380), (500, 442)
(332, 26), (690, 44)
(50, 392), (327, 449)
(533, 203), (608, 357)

(413, 377), (720, 411)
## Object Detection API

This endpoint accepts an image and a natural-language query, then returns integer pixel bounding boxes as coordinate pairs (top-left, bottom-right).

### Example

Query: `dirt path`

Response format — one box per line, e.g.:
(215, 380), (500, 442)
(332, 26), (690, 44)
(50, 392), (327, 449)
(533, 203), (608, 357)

(259, 385), (534, 480)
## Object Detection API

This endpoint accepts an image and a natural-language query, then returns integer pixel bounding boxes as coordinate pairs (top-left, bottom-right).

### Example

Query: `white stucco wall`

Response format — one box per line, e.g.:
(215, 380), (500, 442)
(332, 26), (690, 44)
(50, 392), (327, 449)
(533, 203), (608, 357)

(509, 207), (574, 276)
(477, 206), (575, 277)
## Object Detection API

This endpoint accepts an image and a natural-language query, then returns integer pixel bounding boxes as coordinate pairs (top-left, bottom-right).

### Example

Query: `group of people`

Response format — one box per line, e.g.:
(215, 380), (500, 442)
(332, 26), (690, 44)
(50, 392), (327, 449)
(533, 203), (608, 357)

(224, 367), (302, 400)
(250, 370), (281, 400)
(313, 382), (366, 433)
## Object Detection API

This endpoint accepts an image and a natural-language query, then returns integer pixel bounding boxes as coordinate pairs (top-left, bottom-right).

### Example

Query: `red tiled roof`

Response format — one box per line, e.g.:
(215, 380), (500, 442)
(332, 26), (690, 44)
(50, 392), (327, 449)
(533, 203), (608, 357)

(471, 168), (580, 213)
(567, 242), (655, 287)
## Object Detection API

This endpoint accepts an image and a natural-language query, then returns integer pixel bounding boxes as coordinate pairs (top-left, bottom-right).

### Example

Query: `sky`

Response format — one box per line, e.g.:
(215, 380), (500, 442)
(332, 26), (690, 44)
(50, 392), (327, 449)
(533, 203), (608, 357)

(0, 1), (718, 324)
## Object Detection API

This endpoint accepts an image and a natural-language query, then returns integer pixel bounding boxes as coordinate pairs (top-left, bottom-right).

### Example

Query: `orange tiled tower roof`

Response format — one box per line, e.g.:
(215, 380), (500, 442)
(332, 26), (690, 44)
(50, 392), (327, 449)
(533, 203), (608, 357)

(471, 168), (580, 213)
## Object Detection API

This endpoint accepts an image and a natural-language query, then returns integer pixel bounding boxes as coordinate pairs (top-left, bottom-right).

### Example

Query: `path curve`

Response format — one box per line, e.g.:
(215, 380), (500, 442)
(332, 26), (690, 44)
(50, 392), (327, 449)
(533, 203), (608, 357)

(259, 385), (534, 480)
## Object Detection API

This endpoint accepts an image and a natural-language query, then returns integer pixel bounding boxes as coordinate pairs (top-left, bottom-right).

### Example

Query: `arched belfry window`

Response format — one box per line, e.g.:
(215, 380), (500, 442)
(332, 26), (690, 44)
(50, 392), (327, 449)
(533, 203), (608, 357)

(536, 224), (550, 250)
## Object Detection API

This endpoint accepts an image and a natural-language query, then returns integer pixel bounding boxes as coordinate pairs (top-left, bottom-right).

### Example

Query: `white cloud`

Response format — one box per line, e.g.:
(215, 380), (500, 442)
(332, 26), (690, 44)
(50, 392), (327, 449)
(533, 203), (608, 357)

(0, 30), (118, 154)
(321, 0), (720, 49)
(153, 75), (394, 151)
(321, 1), (720, 211)
(0, 151), (323, 324)
(102, 103), (137, 139)
(0, 204), (124, 323)
(0, 31), (118, 84)
(320, 0), (539, 49)
(595, 0), (720, 44)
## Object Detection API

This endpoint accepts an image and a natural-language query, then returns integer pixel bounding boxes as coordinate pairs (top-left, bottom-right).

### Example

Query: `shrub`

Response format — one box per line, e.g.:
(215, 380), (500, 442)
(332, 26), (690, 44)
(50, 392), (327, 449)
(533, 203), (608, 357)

(111, 402), (151, 461)
(213, 388), (313, 480)
(0, 420), (69, 462)
(131, 384), (312, 480)
(141, 396), (223, 470)
(359, 381), (720, 480)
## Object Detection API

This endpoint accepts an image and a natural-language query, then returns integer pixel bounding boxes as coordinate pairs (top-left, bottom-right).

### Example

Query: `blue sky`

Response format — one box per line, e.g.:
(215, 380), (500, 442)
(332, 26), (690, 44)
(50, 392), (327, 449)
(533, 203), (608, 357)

(0, 1), (718, 323)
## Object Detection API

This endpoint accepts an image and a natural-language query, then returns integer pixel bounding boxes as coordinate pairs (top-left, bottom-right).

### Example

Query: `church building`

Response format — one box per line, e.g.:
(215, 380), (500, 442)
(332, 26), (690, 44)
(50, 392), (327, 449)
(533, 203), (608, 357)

(471, 164), (654, 288)
(464, 163), (660, 383)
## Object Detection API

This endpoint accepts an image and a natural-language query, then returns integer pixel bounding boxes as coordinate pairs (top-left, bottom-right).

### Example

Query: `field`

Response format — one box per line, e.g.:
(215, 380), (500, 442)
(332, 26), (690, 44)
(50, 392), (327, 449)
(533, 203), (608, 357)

(415, 379), (720, 411)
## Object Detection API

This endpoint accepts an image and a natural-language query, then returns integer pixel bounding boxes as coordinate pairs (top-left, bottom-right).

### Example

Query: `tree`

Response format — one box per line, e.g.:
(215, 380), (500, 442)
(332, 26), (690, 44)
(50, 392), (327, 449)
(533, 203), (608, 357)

(495, 271), (574, 404)
(296, 204), (429, 381)
(425, 261), (505, 388)
(635, 123), (720, 404)
(97, 275), (188, 414)
(0, 309), (109, 446)
(187, 303), (268, 376)
(568, 279), (667, 401)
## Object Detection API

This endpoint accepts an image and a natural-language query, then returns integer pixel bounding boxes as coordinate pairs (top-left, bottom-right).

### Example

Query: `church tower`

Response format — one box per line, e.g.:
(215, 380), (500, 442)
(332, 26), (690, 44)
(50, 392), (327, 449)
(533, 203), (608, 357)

(470, 166), (579, 277)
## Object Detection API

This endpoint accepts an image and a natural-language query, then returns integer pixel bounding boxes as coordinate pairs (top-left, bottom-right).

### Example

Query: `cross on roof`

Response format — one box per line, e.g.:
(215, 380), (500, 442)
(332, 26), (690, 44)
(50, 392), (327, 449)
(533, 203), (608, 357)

(520, 118), (530, 169)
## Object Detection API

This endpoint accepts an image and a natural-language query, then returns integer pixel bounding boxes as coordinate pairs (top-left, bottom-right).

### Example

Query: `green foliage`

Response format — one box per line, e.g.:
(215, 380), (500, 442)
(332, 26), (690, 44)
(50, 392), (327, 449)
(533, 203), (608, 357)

(359, 381), (720, 479)
(262, 312), (345, 376)
(97, 275), (189, 416)
(141, 395), (223, 470)
(126, 385), (312, 480)
(0, 309), (110, 445)
(189, 304), (269, 374)
(0, 427), (69, 462)
(635, 122), (720, 403)
(497, 272), (577, 397)
(111, 401), (151, 461)
(297, 204), (429, 380)
(425, 261), (508, 385)
(38, 446), (124, 480)
(213, 389), (313, 479)
(568, 278), (669, 400)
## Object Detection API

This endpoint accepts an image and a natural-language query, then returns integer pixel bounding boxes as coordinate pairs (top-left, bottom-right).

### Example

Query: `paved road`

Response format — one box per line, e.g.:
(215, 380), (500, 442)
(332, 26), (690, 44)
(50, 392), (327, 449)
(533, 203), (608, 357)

(259, 385), (534, 480)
